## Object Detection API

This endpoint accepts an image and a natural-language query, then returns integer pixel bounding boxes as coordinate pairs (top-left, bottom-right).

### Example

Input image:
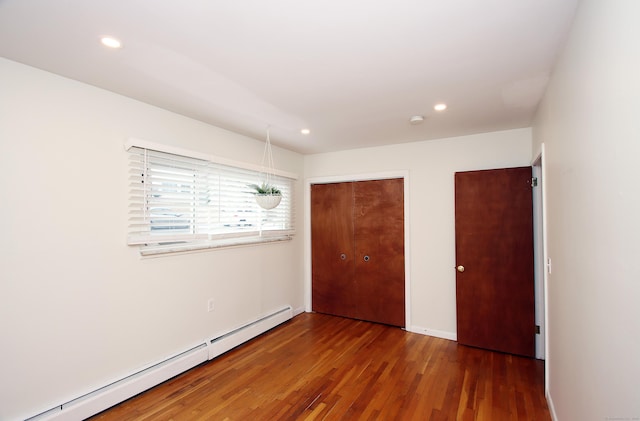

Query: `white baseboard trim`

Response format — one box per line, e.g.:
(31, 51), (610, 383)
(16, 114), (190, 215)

(292, 306), (305, 317)
(408, 325), (457, 341)
(546, 390), (558, 421)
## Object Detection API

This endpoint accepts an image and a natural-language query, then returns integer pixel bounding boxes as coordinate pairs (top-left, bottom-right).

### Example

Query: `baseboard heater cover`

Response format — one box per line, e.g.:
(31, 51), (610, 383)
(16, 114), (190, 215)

(26, 305), (293, 421)
(207, 305), (293, 360)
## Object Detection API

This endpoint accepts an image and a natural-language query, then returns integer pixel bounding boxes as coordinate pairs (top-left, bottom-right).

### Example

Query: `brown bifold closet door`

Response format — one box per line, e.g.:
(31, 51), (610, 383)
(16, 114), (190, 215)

(311, 178), (405, 327)
(311, 182), (358, 320)
(455, 167), (535, 357)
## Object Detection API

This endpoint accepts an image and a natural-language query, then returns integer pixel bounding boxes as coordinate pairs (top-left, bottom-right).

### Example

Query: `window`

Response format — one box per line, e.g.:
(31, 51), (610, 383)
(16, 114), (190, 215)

(126, 139), (296, 255)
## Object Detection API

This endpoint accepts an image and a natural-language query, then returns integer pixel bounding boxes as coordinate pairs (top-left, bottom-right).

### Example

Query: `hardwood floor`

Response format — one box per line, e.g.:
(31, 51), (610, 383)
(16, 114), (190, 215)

(90, 313), (550, 420)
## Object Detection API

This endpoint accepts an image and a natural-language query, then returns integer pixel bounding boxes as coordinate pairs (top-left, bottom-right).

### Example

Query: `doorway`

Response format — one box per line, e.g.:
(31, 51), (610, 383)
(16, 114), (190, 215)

(455, 166), (536, 357)
(304, 172), (411, 328)
(311, 178), (405, 327)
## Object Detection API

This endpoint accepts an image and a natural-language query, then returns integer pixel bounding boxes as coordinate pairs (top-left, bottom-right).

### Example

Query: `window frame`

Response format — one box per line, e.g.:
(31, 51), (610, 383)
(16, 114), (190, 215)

(125, 138), (297, 255)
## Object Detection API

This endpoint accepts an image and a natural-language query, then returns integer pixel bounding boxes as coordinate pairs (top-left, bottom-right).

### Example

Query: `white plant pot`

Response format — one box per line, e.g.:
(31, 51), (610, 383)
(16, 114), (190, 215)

(256, 194), (282, 210)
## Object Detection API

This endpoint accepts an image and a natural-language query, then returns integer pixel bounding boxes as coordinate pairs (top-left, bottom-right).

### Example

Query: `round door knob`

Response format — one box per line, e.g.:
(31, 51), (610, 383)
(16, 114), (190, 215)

(457, 265), (465, 273)
(363, 255), (370, 262)
(340, 253), (347, 260)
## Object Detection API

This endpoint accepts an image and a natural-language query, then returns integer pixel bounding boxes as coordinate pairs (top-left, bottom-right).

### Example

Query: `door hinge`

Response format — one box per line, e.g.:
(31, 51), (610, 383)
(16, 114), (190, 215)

(535, 325), (541, 334)
(531, 177), (538, 187)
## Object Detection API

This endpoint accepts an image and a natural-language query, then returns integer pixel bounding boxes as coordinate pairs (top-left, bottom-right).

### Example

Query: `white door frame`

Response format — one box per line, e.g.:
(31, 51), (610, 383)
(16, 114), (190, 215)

(303, 170), (411, 329)
(532, 144), (549, 371)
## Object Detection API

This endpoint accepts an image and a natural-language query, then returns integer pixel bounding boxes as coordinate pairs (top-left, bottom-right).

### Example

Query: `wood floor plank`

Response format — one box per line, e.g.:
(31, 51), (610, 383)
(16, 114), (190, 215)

(90, 313), (550, 421)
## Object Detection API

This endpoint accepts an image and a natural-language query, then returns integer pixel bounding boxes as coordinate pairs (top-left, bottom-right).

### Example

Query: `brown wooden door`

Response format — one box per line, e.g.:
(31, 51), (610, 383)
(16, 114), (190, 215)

(455, 167), (535, 357)
(353, 179), (405, 327)
(311, 182), (357, 320)
(311, 179), (405, 327)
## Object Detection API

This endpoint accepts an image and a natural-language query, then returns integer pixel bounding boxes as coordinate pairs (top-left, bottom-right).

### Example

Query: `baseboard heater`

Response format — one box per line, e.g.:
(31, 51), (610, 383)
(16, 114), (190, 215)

(206, 305), (292, 360)
(27, 306), (293, 421)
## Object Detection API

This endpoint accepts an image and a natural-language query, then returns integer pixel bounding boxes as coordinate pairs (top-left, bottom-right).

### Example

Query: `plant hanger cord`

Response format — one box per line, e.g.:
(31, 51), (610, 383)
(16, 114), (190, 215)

(253, 126), (282, 210)
(261, 126), (276, 187)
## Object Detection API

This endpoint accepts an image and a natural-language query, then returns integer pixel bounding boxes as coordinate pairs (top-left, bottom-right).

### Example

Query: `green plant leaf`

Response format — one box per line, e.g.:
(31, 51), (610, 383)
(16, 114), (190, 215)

(247, 182), (281, 195)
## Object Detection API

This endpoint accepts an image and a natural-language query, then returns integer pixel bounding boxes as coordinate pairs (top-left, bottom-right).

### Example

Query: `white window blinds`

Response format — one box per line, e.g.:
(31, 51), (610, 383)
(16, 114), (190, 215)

(126, 141), (296, 248)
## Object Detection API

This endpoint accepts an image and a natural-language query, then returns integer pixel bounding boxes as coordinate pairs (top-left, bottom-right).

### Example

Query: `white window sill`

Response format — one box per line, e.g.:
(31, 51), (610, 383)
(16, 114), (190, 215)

(137, 235), (292, 257)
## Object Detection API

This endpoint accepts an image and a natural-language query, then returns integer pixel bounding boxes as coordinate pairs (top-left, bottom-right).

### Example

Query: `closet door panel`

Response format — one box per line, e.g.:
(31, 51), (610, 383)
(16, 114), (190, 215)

(354, 179), (405, 327)
(311, 183), (357, 319)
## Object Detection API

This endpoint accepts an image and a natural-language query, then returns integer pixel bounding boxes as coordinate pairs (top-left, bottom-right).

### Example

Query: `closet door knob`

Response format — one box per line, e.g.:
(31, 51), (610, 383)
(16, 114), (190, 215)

(457, 265), (465, 273)
(340, 253), (347, 260)
(363, 255), (370, 262)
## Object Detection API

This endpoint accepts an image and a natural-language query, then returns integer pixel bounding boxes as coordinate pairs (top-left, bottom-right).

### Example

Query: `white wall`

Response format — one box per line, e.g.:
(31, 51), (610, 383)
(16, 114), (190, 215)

(304, 128), (532, 337)
(0, 58), (305, 420)
(532, 1), (640, 420)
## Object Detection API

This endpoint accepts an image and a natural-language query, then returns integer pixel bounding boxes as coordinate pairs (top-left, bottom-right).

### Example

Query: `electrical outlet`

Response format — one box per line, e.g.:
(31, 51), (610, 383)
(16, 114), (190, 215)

(207, 298), (215, 312)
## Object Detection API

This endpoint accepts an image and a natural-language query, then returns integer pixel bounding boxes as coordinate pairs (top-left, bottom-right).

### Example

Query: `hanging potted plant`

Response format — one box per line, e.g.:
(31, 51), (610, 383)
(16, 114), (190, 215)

(252, 126), (282, 210)
(249, 182), (282, 210)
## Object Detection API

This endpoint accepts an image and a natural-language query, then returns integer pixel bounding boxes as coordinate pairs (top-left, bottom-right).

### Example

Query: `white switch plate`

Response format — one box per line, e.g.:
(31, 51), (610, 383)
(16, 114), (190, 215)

(207, 299), (215, 312)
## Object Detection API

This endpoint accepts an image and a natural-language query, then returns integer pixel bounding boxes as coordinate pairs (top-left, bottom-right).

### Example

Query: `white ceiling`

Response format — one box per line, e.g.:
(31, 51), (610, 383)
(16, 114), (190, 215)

(0, 0), (578, 154)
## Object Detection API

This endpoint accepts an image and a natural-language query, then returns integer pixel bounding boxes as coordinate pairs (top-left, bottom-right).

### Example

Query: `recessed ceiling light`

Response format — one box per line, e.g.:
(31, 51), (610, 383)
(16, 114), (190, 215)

(434, 103), (447, 112)
(301, 129), (311, 135)
(101, 37), (122, 49)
